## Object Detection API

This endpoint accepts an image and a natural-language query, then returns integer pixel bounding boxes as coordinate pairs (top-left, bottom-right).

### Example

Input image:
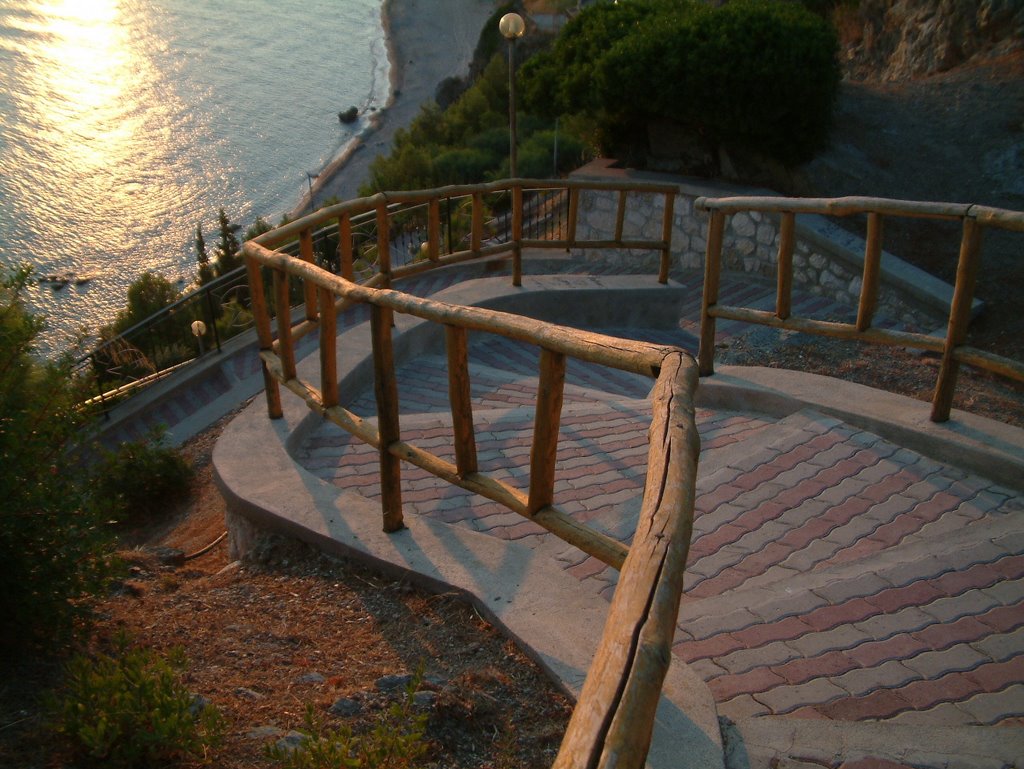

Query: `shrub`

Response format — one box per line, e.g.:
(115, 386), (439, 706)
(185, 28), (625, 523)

(523, 0), (841, 167)
(0, 267), (113, 654)
(90, 427), (193, 525)
(50, 640), (224, 768)
(110, 272), (181, 335)
(433, 147), (499, 185)
(266, 674), (430, 769)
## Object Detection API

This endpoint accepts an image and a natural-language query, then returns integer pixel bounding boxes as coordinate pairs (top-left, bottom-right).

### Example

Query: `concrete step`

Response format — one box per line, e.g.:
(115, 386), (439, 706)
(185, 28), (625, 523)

(724, 716), (1024, 769)
(337, 351), (656, 416)
(668, 406), (1024, 731)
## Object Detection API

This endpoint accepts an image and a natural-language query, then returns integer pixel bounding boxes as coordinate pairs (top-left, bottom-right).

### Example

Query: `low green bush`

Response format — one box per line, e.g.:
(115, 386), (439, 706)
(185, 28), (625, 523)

(522, 0), (840, 167)
(90, 427), (193, 525)
(0, 267), (113, 654)
(267, 674), (430, 769)
(50, 640), (224, 767)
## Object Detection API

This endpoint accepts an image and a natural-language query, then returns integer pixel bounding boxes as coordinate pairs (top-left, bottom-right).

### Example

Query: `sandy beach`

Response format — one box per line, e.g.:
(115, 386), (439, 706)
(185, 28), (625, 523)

(298, 0), (500, 213)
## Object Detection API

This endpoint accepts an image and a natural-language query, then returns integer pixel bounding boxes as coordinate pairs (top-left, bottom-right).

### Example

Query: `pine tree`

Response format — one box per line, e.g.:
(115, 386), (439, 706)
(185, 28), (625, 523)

(195, 224), (214, 285)
(213, 208), (242, 276)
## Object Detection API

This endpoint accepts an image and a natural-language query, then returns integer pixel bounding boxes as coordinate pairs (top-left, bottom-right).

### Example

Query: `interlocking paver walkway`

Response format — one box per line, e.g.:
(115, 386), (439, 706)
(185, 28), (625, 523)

(293, 310), (1024, 736)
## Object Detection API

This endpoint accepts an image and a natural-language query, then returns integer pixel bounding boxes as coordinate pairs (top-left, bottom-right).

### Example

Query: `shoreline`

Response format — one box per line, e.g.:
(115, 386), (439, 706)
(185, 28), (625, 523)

(289, 0), (400, 218)
(291, 0), (499, 217)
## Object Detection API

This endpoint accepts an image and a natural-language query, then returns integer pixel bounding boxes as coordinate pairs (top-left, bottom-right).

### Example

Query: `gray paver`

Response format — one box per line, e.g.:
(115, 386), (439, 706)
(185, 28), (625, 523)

(971, 628), (1024, 662)
(814, 573), (894, 604)
(788, 625), (874, 658)
(901, 643), (991, 679)
(920, 590), (1002, 624)
(831, 659), (920, 696)
(715, 640), (802, 675)
(956, 685), (1024, 725)
(755, 678), (849, 713)
(887, 701), (973, 727)
(852, 607), (936, 640)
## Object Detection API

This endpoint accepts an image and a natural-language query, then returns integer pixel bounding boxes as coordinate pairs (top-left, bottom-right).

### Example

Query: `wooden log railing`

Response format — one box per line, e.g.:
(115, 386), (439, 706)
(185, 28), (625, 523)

(242, 179), (697, 769)
(694, 195), (1024, 423)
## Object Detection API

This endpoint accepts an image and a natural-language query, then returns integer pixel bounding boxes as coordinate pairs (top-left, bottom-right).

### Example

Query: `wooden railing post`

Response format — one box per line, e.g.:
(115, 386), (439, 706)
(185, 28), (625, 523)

(512, 184), (523, 287)
(446, 325), (477, 476)
(298, 227), (318, 322)
(272, 269), (297, 382)
(697, 210), (726, 376)
(658, 191), (675, 285)
(528, 348), (566, 515)
(857, 212), (883, 331)
(371, 304), (403, 531)
(338, 213), (354, 281)
(932, 216), (982, 422)
(567, 187), (580, 249)
(319, 286), (339, 408)
(776, 212), (795, 320)
(554, 353), (699, 769)
(245, 255), (282, 419)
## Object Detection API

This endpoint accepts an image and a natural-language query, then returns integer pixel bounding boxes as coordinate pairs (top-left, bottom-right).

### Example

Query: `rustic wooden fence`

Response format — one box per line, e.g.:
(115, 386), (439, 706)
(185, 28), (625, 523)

(243, 178), (696, 768)
(695, 196), (1024, 422)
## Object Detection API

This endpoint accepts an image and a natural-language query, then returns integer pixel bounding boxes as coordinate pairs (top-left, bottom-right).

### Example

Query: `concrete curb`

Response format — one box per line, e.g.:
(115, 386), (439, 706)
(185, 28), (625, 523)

(214, 373), (725, 769)
(729, 716), (1024, 769)
(697, 366), (1024, 492)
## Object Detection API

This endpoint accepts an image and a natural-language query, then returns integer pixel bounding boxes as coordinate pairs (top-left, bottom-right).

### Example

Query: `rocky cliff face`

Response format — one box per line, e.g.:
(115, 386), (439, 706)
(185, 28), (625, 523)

(839, 0), (1024, 80)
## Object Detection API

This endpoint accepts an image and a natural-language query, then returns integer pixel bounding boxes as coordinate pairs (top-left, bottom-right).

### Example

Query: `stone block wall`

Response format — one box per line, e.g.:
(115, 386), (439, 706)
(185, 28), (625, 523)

(569, 182), (948, 332)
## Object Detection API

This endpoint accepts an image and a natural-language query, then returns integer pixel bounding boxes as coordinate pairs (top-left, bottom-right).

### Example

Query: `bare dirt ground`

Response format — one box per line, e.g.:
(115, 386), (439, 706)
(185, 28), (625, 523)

(751, 51), (1024, 429)
(0, 414), (572, 768)
(794, 52), (1024, 364)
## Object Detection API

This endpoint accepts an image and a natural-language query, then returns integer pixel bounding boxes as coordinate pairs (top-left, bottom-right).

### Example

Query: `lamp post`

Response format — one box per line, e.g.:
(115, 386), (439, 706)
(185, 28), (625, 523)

(190, 319), (207, 357)
(499, 12), (525, 178)
(306, 171), (319, 212)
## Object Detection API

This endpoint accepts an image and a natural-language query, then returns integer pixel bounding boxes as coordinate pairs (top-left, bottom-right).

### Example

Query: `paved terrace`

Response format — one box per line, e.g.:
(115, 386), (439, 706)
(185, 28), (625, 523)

(102, 253), (1024, 769)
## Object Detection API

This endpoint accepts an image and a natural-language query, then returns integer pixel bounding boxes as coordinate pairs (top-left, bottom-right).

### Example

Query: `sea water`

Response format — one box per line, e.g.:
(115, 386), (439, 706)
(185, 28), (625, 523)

(0, 0), (388, 353)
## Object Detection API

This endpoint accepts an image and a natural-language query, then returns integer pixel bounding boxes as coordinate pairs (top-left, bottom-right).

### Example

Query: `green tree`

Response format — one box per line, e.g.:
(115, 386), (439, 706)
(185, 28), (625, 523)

(111, 272), (181, 335)
(0, 268), (112, 654)
(195, 224), (214, 286)
(522, 0), (840, 168)
(244, 215), (273, 242)
(213, 208), (242, 276)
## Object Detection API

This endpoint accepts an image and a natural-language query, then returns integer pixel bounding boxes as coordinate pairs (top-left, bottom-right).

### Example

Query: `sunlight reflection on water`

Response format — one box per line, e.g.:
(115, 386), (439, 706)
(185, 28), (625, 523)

(0, 0), (388, 353)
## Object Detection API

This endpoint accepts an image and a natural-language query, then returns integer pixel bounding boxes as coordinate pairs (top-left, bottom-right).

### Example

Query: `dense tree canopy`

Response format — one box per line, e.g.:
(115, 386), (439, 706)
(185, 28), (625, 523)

(0, 269), (111, 653)
(362, 55), (588, 194)
(521, 0), (841, 167)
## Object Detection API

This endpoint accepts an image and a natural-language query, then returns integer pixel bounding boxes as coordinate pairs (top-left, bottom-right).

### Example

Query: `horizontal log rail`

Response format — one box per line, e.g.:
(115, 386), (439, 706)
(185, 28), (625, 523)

(695, 195), (1024, 423)
(242, 176), (699, 769)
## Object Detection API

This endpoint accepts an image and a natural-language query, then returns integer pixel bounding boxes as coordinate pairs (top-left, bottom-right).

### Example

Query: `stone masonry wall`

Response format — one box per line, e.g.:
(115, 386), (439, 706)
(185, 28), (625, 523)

(570, 185), (946, 332)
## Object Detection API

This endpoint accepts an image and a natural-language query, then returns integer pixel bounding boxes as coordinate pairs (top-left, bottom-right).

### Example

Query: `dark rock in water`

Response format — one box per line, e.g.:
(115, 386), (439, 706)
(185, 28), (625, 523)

(338, 106), (358, 124)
